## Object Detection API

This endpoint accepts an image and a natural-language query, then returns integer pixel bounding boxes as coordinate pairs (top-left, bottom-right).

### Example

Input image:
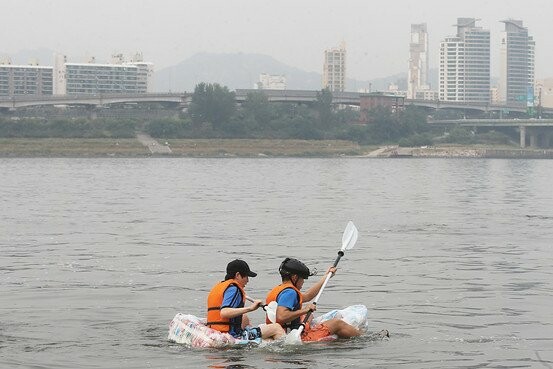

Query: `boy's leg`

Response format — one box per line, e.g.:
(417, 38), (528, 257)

(259, 323), (285, 340)
(322, 318), (360, 338)
(241, 314), (251, 329)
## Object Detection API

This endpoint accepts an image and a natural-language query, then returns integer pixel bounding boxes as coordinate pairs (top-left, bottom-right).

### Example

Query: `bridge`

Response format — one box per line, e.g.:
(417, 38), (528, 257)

(2, 90), (553, 116)
(235, 89), (552, 114)
(234, 89), (362, 105)
(431, 118), (553, 148)
(0, 93), (190, 109)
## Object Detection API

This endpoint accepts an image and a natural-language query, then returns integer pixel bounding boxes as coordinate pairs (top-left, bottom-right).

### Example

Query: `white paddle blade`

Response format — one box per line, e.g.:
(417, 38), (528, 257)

(341, 221), (359, 251)
(266, 301), (278, 324)
(284, 326), (304, 345)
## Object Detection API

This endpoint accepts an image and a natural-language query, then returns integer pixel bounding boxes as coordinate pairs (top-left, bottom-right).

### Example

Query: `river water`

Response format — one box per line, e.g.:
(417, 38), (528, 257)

(1, 158), (552, 368)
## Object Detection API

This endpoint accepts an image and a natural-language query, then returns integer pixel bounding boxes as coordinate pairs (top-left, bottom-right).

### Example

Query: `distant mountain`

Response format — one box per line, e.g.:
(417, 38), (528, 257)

(154, 52), (322, 92)
(154, 52), (408, 93)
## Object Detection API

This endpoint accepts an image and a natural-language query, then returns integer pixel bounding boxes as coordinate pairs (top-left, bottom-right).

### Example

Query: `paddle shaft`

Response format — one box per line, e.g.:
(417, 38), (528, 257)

(300, 250), (345, 325)
(245, 296), (269, 311)
(284, 221), (358, 344)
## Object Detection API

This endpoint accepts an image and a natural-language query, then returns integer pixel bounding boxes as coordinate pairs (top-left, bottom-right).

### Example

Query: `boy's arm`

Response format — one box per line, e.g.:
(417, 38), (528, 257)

(276, 304), (315, 324)
(220, 301), (260, 319)
(302, 267), (336, 302)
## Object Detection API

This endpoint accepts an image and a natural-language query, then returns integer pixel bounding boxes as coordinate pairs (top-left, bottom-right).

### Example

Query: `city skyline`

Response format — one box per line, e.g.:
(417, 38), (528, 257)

(2, 0), (552, 81)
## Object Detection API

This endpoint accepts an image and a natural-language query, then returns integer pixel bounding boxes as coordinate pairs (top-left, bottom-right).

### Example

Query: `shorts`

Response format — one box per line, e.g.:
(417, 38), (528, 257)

(301, 323), (332, 342)
(237, 326), (262, 341)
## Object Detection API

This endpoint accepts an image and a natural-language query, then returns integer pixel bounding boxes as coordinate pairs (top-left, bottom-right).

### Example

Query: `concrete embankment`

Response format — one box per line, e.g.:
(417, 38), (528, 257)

(366, 146), (553, 159)
(482, 149), (553, 159)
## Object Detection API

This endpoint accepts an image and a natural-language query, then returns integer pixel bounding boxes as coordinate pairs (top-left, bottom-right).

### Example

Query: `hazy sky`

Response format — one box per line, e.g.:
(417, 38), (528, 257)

(2, 0), (552, 80)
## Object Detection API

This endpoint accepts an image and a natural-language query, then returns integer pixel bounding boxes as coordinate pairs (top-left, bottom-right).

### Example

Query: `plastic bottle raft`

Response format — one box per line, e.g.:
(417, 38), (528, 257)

(168, 304), (370, 348)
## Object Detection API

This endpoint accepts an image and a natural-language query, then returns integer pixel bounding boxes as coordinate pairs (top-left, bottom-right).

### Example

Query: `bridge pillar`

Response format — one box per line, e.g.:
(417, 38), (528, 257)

(542, 131), (551, 149)
(520, 125), (526, 148)
(529, 129), (538, 148)
(90, 109), (98, 120)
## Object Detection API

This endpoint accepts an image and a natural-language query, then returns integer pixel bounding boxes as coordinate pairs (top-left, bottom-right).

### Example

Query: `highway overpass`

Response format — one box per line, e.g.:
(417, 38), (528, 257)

(430, 118), (553, 148)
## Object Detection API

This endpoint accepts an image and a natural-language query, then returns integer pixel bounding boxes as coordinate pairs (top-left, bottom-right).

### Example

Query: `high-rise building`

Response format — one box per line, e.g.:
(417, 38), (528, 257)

(0, 59), (53, 96)
(323, 42), (346, 92)
(408, 23), (429, 99)
(439, 18), (490, 103)
(535, 78), (553, 109)
(53, 53), (154, 95)
(499, 19), (535, 105)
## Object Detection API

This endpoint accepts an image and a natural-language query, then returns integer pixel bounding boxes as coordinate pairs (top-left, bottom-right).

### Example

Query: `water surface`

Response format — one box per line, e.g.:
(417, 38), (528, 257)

(1, 158), (552, 368)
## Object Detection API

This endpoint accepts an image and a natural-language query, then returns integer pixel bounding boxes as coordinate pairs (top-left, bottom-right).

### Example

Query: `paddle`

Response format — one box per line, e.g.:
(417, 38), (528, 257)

(284, 221), (359, 345)
(245, 296), (278, 324)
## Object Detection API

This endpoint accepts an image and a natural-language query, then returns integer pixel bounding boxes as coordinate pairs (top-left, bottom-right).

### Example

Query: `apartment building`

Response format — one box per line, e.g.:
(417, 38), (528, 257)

(255, 73), (286, 90)
(323, 42), (346, 92)
(0, 60), (53, 96)
(54, 53), (154, 95)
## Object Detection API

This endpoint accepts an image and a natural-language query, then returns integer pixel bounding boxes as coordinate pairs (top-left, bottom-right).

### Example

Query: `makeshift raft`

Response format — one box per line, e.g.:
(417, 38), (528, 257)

(168, 304), (370, 348)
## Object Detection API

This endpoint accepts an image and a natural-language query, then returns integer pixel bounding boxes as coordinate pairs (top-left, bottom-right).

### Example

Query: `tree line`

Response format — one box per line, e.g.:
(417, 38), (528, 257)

(146, 82), (437, 145)
(0, 82), (516, 146)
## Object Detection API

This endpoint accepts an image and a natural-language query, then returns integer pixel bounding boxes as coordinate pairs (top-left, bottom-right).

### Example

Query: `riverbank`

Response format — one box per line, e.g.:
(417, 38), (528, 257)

(1, 138), (552, 158)
(0, 138), (367, 157)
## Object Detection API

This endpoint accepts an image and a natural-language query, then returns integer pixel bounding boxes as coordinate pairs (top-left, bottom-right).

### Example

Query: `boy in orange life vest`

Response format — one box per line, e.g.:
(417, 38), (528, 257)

(206, 259), (285, 341)
(266, 258), (360, 341)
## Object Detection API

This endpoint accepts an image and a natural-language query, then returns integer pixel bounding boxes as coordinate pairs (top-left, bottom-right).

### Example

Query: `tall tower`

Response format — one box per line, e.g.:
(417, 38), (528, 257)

(499, 19), (535, 105)
(439, 18), (490, 103)
(408, 23), (429, 99)
(53, 53), (67, 95)
(323, 42), (346, 92)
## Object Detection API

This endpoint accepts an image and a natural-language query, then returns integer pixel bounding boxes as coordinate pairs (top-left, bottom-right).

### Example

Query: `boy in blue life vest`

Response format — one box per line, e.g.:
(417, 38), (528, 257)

(206, 259), (285, 341)
(266, 258), (360, 341)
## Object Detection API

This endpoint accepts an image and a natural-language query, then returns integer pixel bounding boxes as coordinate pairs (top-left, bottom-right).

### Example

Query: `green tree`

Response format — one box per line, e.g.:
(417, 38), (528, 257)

(445, 126), (475, 144)
(366, 106), (401, 143)
(242, 91), (274, 131)
(314, 88), (334, 129)
(188, 83), (236, 129)
(144, 118), (192, 138)
(398, 106), (428, 136)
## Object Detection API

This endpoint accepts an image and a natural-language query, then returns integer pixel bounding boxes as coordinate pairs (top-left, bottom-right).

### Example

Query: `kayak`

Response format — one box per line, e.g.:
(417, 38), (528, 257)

(167, 313), (260, 348)
(168, 304), (371, 348)
(311, 304), (370, 339)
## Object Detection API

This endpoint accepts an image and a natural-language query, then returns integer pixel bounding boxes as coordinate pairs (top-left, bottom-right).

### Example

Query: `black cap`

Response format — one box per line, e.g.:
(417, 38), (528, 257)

(225, 259), (257, 279)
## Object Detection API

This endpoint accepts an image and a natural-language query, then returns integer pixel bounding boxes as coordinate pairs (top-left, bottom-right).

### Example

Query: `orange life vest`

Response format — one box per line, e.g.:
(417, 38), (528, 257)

(206, 279), (245, 332)
(266, 282), (303, 329)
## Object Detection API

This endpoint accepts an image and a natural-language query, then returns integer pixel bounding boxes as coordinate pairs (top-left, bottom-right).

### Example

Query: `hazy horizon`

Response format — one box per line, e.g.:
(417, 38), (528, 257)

(2, 0), (552, 79)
